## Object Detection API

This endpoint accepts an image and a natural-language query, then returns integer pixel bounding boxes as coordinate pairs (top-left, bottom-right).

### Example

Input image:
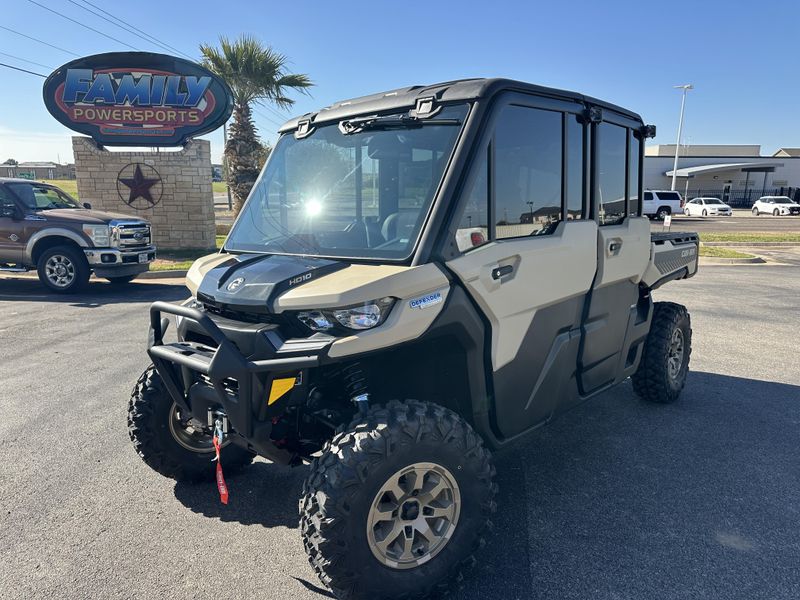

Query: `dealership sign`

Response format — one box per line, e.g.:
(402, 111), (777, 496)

(43, 52), (233, 146)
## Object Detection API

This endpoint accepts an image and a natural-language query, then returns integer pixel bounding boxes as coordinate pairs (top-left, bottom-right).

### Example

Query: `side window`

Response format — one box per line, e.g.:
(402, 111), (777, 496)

(494, 105), (562, 239)
(454, 147), (489, 252)
(0, 186), (16, 213)
(566, 114), (585, 219)
(628, 130), (641, 216)
(596, 122), (627, 225)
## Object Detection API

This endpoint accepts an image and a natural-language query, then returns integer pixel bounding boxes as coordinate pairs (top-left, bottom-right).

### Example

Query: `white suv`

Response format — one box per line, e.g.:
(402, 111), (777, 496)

(752, 196), (800, 216)
(643, 190), (684, 220)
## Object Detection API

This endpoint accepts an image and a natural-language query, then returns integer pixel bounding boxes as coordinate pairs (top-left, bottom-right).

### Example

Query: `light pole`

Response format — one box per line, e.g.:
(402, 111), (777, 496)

(671, 84), (693, 191)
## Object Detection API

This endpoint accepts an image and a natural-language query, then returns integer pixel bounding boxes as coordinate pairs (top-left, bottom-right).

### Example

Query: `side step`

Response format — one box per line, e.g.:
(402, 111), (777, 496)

(0, 265), (29, 272)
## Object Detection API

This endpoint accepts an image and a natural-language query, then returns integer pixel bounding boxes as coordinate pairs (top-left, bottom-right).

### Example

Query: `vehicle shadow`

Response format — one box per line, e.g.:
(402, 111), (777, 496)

(168, 370), (800, 599)
(0, 275), (186, 306)
(456, 371), (800, 600)
(172, 460), (306, 529)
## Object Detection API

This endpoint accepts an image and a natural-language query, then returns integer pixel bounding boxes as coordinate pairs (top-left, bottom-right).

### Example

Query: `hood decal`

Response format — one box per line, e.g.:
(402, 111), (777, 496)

(197, 254), (347, 314)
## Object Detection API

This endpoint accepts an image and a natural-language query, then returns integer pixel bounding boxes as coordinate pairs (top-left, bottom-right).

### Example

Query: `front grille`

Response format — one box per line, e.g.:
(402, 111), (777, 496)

(201, 301), (283, 325)
(116, 223), (151, 248)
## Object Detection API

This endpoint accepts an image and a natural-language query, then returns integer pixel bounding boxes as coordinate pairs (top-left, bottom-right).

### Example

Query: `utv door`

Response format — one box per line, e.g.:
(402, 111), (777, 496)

(446, 96), (596, 439)
(577, 121), (650, 396)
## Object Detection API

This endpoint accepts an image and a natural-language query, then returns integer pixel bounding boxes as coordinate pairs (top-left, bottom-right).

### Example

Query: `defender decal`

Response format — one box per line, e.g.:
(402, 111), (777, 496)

(409, 292), (443, 310)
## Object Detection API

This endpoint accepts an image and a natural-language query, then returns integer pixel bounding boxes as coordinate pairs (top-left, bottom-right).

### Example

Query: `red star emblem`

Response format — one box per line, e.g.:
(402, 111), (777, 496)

(118, 164), (160, 206)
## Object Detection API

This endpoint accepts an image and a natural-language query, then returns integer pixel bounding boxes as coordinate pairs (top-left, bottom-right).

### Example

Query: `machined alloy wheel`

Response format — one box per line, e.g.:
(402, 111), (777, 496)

(45, 254), (76, 288)
(666, 327), (685, 381)
(657, 208), (670, 220)
(167, 404), (218, 454)
(366, 462), (461, 569)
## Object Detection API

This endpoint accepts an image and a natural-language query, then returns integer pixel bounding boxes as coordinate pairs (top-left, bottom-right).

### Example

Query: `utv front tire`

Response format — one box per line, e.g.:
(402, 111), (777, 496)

(300, 400), (497, 600)
(632, 302), (692, 403)
(127, 366), (254, 481)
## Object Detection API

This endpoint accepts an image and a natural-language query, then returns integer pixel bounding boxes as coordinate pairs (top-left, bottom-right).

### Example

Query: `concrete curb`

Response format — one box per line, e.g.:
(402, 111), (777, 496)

(139, 270), (187, 279)
(699, 256), (766, 266)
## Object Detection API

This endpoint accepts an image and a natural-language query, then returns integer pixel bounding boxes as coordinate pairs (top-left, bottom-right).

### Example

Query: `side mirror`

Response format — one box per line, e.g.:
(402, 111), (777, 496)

(1, 205), (17, 218)
(83, 202), (92, 209)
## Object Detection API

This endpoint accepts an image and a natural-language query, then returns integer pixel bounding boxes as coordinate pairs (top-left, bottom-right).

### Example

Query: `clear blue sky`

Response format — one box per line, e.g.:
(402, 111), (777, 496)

(2, 0), (799, 164)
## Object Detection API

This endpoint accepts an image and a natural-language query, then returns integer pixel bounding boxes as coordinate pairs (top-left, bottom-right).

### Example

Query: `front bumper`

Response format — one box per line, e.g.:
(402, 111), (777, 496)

(84, 245), (156, 266)
(147, 301), (323, 463)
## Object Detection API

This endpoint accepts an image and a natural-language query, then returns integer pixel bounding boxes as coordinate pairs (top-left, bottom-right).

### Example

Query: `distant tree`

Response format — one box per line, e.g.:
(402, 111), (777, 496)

(256, 142), (272, 171)
(200, 35), (312, 216)
(3, 158), (18, 165)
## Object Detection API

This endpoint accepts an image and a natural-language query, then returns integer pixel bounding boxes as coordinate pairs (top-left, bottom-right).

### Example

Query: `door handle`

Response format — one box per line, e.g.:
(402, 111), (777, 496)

(607, 238), (623, 256)
(491, 264), (514, 280)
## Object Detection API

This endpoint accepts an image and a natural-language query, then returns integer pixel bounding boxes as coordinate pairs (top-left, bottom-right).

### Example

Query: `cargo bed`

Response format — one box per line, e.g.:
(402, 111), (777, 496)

(642, 231), (699, 290)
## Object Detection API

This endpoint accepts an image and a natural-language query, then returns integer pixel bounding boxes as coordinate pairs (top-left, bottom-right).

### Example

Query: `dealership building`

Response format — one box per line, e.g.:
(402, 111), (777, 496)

(644, 144), (800, 206)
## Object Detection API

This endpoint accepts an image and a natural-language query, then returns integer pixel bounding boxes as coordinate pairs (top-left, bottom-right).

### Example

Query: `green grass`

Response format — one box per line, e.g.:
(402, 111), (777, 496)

(40, 179), (79, 198)
(151, 235), (226, 271)
(699, 246), (756, 259)
(700, 232), (800, 243)
(212, 181), (228, 194)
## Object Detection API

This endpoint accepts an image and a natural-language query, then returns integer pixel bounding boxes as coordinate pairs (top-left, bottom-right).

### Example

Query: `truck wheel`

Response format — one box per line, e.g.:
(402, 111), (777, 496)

(127, 366), (254, 481)
(106, 274), (138, 285)
(632, 302), (691, 404)
(300, 400), (497, 600)
(36, 245), (90, 294)
(656, 207), (670, 221)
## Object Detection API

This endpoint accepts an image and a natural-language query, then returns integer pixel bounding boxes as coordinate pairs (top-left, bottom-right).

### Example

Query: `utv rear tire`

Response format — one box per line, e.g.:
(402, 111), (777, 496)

(632, 302), (691, 404)
(127, 365), (254, 481)
(300, 400), (497, 600)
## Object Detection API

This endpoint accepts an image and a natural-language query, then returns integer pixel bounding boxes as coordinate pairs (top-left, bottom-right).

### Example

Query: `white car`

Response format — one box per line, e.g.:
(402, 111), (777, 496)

(683, 197), (732, 217)
(752, 196), (800, 216)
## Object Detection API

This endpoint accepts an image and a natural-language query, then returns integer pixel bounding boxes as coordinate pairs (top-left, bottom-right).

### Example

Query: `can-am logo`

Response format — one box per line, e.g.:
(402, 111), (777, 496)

(226, 277), (245, 292)
(43, 52), (233, 146)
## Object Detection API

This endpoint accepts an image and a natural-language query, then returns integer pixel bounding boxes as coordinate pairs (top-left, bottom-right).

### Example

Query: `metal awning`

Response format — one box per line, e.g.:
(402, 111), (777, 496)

(665, 161), (783, 178)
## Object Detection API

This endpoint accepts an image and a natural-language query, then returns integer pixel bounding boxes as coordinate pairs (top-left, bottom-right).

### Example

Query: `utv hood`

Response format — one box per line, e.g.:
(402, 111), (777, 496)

(195, 253), (347, 313)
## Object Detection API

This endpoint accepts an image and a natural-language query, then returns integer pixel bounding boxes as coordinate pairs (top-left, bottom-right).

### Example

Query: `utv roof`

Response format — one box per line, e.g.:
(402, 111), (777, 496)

(279, 77), (643, 133)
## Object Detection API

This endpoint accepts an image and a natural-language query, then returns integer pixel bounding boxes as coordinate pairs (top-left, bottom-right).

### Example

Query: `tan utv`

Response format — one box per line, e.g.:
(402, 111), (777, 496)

(128, 78), (699, 600)
(0, 178), (155, 293)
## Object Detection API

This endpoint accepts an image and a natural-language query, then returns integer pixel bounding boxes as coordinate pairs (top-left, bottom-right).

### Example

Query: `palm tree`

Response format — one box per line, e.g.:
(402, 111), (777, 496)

(200, 35), (312, 215)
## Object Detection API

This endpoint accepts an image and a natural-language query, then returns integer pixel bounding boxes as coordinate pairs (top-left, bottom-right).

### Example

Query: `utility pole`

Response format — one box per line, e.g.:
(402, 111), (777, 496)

(671, 84), (693, 191)
(223, 122), (233, 210)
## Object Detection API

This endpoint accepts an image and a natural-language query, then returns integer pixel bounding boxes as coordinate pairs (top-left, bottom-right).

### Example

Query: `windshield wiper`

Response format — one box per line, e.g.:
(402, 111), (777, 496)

(339, 114), (461, 135)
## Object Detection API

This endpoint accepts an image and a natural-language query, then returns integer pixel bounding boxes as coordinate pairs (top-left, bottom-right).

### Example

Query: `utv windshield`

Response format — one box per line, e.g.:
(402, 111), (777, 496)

(224, 104), (469, 260)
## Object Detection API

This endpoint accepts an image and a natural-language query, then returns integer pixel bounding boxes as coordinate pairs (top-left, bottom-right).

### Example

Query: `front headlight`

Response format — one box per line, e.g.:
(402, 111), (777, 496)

(82, 224), (110, 246)
(297, 297), (395, 333)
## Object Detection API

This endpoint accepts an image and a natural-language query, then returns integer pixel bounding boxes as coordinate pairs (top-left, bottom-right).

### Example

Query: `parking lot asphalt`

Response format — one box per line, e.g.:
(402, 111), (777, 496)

(2, 267), (799, 600)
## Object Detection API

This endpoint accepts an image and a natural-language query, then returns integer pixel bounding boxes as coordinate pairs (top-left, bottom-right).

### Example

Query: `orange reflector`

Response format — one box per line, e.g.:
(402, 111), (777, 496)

(268, 377), (296, 405)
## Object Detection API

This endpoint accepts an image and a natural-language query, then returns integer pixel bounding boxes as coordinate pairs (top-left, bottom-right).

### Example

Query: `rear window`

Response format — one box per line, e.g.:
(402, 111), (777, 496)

(656, 191), (681, 201)
(643, 192), (653, 201)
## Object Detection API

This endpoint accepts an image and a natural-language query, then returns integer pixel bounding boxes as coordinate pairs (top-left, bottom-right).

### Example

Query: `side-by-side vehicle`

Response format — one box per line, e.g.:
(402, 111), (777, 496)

(127, 78), (699, 599)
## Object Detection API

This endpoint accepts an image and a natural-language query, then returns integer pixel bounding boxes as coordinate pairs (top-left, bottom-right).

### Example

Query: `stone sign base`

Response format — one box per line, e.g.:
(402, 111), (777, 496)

(72, 137), (216, 250)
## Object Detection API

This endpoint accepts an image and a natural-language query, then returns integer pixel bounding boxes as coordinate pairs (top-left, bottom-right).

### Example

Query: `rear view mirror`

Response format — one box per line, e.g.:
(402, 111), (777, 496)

(83, 202), (92, 209)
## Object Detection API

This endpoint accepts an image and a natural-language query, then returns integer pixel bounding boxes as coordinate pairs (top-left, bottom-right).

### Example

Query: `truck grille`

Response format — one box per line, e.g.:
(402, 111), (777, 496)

(116, 223), (151, 248)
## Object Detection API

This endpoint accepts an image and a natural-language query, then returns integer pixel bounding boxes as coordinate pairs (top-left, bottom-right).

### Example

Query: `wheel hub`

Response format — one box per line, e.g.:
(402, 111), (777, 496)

(167, 404), (220, 454)
(45, 255), (75, 287)
(366, 462), (460, 569)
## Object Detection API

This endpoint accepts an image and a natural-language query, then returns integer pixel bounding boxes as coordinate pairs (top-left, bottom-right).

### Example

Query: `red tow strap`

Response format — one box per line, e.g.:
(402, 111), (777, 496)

(213, 434), (229, 505)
